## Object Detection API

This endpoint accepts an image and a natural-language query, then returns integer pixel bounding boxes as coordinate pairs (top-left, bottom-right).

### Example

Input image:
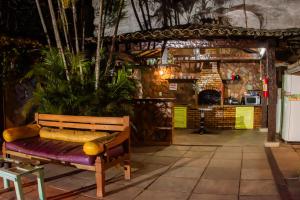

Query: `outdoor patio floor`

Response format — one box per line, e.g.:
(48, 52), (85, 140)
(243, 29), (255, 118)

(0, 129), (299, 200)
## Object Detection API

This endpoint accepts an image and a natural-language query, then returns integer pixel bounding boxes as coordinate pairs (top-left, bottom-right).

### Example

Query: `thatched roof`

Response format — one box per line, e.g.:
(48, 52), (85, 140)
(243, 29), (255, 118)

(114, 24), (300, 42)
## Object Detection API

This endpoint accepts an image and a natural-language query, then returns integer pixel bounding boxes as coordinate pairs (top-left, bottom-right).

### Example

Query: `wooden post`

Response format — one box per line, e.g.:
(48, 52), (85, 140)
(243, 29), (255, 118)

(267, 41), (277, 142)
(261, 58), (268, 128)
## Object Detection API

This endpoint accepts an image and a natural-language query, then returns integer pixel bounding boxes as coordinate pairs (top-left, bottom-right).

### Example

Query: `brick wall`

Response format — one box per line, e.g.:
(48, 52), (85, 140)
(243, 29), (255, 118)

(195, 65), (223, 92)
(187, 106), (262, 129)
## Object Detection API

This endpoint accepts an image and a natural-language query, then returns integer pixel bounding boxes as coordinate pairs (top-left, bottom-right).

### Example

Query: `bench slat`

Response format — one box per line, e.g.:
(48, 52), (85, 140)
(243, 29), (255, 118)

(37, 114), (125, 125)
(38, 121), (125, 131)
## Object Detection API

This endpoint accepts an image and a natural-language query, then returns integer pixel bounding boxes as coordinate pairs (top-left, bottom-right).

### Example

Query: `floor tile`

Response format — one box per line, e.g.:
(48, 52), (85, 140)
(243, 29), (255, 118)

(132, 146), (163, 154)
(194, 179), (239, 195)
(173, 158), (210, 167)
(133, 163), (169, 177)
(202, 167), (241, 180)
(148, 176), (198, 193)
(241, 169), (273, 180)
(213, 152), (242, 160)
(135, 190), (189, 200)
(189, 146), (217, 152)
(154, 150), (187, 157)
(239, 195), (281, 200)
(162, 145), (191, 151)
(83, 183), (143, 200)
(242, 159), (270, 169)
(216, 147), (242, 153)
(163, 166), (205, 178)
(48, 176), (93, 191)
(243, 146), (265, 153)
(208, 159), (241, 168)
(189, 193), (238, 200)
(143, 156), (178, 165)
(240, 180), (278, 196)
(243, 153), (267, 160)
(183, 151), (214, 159)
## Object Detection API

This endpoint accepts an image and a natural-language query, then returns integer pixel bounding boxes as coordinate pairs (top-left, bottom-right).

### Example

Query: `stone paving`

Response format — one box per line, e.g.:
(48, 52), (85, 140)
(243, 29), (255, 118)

(0, 130), (299, 200)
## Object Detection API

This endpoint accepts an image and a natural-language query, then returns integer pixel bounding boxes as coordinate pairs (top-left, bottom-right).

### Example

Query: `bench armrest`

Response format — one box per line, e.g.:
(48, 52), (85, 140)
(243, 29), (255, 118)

(3, 124), (41, 142)
(105, 127), (130, 150)
(83, 128), (129, 156)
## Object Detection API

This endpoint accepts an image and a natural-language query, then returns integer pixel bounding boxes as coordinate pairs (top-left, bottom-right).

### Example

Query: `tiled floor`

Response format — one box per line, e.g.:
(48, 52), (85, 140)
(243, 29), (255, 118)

(0, 129), (299, 200)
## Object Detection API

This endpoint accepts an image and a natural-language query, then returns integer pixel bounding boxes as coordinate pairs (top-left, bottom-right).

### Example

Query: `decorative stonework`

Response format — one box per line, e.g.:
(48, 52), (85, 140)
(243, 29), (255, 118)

(195, 67), (223, 93)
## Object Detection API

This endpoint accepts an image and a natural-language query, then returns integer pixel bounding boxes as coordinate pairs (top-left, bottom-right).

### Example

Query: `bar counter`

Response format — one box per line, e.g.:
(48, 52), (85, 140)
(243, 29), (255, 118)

(182, 104), (262, 129)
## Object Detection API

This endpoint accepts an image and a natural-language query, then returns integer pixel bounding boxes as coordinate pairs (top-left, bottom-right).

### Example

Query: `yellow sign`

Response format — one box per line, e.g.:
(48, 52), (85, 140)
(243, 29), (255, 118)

(174, 107), (187, 128)
(235, 107), (254, 129)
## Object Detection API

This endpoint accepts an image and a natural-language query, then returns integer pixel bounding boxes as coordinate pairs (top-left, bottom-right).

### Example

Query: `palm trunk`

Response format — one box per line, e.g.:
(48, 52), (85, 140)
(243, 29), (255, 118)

(35, 0), (52, 47)
(81, 21), (85, 52)
(47, 0), (70, 82)
(72, 0), (80, 53)
(131, 0), (143, 31)
(95, 0), (104, 90)
(144, 0), (152, 29)
(71, 0), (83, 82)
(138, 0), (148, 30)
(105, 0), (125, 76)
(57, 0), (71, 51)
(61, 1), (73, 52)
(81, 0), (85, 51)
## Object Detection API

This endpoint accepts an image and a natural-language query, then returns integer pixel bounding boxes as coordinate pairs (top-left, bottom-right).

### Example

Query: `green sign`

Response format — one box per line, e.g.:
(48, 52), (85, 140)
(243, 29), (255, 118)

(174, 107), (187, 128)
(235, 107), (254, 129)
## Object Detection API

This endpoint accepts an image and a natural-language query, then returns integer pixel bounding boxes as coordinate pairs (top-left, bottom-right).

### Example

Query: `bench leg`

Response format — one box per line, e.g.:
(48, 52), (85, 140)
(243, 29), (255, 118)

(124, 160), (131, 180)
(95, 157), (105, 198)
(14, 176), (24, 200)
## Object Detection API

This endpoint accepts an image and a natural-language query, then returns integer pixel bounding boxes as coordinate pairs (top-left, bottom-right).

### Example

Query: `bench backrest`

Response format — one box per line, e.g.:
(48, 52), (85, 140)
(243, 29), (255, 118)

(35, 113), (129, 132)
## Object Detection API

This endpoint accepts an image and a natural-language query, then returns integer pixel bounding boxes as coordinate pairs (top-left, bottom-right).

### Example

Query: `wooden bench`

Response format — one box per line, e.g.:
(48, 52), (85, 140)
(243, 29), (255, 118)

(2, 113), (131, 198)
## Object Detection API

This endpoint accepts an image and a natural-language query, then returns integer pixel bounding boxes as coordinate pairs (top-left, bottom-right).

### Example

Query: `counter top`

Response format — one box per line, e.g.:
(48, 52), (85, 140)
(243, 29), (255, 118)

(175, 104), (262, 109)
(134, 98), (176, 102)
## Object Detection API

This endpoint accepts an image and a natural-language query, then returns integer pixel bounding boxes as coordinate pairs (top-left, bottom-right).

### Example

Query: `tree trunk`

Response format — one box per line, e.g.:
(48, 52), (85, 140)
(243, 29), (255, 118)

(144, 0), (152, 29)
(57, 0), (71, 51)
(105, 0), (125, 76)
(131, 0), (143, 31)
(138, 0), (148, 30)
(95, 0), (104, 90)
(72, 0), (80, 53)
(35, 0), (52, 47)
(71, 0), (83, 82)
(47, 0), (70, 81)
(80, 0), (85, 51)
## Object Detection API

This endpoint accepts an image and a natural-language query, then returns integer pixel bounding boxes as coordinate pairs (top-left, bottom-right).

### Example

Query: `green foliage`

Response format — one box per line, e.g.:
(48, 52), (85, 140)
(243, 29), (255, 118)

(23, 48), (136, 117)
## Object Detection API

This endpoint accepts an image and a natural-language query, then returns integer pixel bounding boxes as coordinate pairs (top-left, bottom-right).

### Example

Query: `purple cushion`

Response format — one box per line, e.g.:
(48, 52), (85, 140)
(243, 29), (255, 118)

(5, 137), (125, 166)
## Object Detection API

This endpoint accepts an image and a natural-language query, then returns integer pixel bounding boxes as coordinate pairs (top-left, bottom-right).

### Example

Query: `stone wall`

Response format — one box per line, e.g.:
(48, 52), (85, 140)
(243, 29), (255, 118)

(141, 65), (199, 105)
(219, 62), (262, 100)
(140, 62), (262, 104)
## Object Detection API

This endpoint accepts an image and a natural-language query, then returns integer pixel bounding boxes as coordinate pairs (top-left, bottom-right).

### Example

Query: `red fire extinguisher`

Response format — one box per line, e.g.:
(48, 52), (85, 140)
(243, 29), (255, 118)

(262, 77), (268, 98)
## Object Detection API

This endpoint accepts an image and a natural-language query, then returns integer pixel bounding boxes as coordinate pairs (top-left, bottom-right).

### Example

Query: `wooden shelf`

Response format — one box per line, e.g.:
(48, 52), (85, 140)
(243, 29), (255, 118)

(166, 78), (198, 83)
(222, 79), (240, 84)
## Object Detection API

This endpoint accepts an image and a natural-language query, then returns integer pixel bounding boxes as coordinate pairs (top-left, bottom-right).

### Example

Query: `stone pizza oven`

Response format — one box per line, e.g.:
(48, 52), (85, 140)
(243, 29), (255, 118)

(196, 63), (223, 105)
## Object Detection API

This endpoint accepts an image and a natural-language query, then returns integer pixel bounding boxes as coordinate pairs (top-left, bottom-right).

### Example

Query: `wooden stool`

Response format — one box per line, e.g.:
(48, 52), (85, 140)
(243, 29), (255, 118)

(0, 159), (46, 200)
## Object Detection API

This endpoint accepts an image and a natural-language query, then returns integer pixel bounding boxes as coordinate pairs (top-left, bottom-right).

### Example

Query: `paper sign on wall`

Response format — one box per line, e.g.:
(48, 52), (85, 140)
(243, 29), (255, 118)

(235, 107), (254, 129)
(174, 107), (187, 128)
(169, 83), (178, 91)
